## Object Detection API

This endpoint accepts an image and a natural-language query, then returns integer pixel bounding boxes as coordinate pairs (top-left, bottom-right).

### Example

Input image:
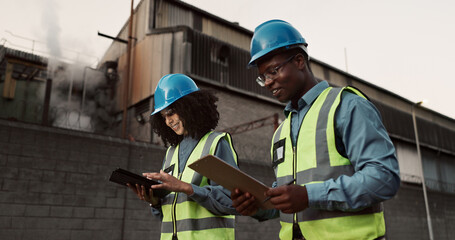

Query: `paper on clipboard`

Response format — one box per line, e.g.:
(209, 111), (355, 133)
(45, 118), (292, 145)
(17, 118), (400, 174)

(188, 155), (273, 209)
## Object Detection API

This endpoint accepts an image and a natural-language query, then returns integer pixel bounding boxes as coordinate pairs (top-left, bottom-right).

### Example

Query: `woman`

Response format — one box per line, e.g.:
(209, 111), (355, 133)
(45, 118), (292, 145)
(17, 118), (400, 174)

(128, 74), (238, 240)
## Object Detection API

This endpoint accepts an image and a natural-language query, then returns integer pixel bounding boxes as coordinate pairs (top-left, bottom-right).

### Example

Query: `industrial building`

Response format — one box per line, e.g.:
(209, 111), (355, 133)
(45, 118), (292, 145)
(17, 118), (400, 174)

(1, 0), (455, 239)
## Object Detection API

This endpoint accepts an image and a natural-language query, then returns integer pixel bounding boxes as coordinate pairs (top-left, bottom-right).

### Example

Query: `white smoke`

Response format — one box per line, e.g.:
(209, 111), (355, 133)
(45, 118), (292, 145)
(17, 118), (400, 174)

(47, 60), (114, 133)
(41, 0), (62, 58)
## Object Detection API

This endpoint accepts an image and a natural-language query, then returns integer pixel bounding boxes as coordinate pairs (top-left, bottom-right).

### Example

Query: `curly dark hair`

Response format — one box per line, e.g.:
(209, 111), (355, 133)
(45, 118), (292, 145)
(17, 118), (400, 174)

(150, 89), (220, 147)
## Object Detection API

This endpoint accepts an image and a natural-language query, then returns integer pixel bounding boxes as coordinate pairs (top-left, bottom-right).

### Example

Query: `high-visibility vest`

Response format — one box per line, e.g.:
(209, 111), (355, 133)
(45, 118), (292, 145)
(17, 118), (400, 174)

(271, 87), (385, 240)
(160, 131), (237, 240)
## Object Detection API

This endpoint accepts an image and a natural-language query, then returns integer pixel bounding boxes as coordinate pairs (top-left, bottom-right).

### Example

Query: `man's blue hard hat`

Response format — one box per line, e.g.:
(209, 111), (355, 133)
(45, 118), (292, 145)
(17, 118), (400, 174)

(248, 19), (308, 68)
(151, 74), (199, 115)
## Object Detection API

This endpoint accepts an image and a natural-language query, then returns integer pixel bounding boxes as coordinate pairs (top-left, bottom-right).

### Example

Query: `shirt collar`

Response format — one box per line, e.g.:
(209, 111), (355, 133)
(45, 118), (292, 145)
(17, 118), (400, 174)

(284, 81), (330, 116)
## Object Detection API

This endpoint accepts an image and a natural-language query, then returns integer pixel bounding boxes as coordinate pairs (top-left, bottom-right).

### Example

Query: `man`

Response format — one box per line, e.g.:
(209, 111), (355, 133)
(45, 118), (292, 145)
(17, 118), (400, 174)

(231, 20), (400, 240)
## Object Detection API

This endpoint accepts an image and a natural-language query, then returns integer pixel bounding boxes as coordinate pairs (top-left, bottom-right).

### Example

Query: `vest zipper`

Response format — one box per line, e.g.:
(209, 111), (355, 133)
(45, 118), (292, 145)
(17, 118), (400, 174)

(171, 172), (183, 240)
(291, 109), (302, 227)
(291, 115), (305, 238)
(292, 146), (297, 226)
(168, 135), (212, 240)
(170, 135), (210, 239)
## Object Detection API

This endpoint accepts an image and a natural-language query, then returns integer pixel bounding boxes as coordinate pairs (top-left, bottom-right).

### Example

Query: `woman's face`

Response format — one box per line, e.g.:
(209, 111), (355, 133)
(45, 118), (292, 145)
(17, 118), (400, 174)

(161, 108), (186, 136)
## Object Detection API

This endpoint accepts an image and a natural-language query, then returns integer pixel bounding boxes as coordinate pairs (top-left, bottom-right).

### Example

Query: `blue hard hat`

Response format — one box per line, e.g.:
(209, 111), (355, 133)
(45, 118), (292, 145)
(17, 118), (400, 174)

(151, 74), (200, 115)
(248, 20), (308, 67)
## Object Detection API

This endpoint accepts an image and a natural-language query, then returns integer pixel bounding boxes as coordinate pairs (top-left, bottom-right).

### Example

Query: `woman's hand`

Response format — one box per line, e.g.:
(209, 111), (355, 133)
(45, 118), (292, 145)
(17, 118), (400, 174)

(127, 182), (160, 206)
(145, 170), (194, 196)
(231, 188), (259, 216)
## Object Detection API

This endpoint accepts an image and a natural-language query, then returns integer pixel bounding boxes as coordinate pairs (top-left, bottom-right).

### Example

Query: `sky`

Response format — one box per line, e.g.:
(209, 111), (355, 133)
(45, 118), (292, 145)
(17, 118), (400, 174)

(1, 0), (454, 119)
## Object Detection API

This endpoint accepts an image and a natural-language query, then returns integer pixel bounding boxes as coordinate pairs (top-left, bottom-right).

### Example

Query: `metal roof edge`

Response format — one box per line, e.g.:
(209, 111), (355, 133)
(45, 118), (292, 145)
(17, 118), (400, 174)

(310, 56), (455, 122)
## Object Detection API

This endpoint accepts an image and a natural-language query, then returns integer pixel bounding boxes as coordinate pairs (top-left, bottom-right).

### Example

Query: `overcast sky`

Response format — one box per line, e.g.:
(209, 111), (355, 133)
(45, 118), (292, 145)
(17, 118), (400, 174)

(1, 0), (454, 119)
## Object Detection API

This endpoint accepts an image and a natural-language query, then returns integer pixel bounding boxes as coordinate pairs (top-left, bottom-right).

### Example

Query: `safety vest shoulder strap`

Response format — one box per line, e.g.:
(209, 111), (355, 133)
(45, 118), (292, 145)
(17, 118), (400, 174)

(163, 146), (177, 170)
(163, 131), (224, 171)
(201, 131), (224, 157)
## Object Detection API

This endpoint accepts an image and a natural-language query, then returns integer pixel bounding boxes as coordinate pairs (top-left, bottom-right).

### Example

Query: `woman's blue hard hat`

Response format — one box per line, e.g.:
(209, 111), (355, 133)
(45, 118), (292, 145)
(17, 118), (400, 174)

(151, 74), (199, 115)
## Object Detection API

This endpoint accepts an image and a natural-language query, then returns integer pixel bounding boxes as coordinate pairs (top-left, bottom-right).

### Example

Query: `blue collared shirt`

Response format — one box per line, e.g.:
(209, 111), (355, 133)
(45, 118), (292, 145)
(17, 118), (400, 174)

(151, 135), (238, 219)
(255, 81), (400, 219)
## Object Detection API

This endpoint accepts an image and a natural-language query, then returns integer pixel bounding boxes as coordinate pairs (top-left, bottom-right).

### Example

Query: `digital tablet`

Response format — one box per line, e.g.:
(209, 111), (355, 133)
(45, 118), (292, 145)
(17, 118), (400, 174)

(109, 168), (170, 198)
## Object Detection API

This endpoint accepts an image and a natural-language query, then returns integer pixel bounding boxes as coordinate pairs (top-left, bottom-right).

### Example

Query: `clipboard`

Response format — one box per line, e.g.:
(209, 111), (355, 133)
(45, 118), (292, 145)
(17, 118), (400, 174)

(109, 168), (170, 198)
(188, 155), (273, 209)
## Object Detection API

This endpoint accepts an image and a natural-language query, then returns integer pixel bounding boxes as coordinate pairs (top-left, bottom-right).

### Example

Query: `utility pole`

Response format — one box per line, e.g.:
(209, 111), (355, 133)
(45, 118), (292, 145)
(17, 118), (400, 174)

(412, 100), (434, 240)
(122, 0), (134, 139)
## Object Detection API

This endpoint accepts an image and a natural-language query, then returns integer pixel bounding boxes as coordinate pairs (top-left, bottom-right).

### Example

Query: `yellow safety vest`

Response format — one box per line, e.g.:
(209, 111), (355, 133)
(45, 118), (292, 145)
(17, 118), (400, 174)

(160, 131), (237, 240)
(271, 87), (385, 240)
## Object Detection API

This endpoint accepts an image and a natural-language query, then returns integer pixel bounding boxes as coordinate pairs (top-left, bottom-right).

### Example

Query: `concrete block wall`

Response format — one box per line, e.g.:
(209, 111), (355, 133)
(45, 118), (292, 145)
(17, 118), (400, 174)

(384, 183), (455, 240)
(2, 118), (454, 239)
(0, 119), (164, 240)
(236, 161), (280, 239)
(211, 85), (285, 166)
(0, 119), (281, 240)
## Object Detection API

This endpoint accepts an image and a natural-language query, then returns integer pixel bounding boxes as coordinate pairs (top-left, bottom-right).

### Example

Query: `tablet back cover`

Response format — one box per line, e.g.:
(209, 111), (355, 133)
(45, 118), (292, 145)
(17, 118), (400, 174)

(188, 155), (273, 209)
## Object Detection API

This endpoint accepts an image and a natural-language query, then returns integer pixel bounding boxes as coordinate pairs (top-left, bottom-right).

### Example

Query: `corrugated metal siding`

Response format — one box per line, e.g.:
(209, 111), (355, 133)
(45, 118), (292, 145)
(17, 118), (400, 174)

(395, 141), (421, 183)
(201, 18), (250, 51)
(190, 30), (272, 98)
(151, 0), (250, 51)
(373, 100), (415, 141)
(135, 0), (149, 41)
(373, 100), (455, 154)
(0, 47), (47, 66)
(154, 0), (193, 29)
(118, 33), (174, 108)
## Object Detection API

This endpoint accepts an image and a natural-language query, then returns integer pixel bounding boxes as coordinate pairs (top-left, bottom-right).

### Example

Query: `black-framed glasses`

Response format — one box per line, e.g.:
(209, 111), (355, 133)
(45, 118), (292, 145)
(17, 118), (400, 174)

(256, 55), (296, 87)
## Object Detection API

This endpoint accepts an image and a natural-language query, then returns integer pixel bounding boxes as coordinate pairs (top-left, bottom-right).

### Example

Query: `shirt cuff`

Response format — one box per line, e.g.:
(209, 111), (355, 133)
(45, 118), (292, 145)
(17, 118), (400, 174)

(305, 182), (327, 209)
(188, 184), (209, 202)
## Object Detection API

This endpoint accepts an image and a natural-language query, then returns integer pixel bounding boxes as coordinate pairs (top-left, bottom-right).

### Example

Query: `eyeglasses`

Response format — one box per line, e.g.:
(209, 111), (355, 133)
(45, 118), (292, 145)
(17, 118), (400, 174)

(256, 55), (296, 87)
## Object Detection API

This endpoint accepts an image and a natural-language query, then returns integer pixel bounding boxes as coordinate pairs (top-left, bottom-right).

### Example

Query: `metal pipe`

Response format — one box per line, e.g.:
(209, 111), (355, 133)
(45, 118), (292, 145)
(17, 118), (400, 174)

(412, 101), (434, 240)
(97, 31), (128, 44)
(67, 69), (74, 107)
(122, 0), (135, 139)
(42, 78), (52, 126)
(81, 67), (97, 113)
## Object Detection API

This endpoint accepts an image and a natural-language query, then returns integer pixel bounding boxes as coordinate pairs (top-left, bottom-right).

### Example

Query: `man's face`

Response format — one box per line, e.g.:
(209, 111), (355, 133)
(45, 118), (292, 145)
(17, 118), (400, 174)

(257, 53), (305, 103)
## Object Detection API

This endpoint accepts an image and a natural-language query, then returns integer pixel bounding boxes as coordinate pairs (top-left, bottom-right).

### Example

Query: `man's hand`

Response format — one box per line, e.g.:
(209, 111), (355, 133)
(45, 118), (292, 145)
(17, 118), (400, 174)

(231, 188), (260, 216)
(266, 184), (308, 214)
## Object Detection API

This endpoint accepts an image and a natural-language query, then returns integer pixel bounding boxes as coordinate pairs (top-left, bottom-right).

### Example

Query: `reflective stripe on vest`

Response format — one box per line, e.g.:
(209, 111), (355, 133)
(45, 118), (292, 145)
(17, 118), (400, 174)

(271, 87), (385, 240)
(161, 131), (237, 240)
